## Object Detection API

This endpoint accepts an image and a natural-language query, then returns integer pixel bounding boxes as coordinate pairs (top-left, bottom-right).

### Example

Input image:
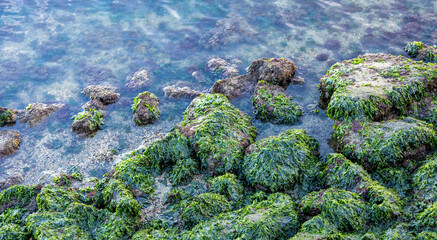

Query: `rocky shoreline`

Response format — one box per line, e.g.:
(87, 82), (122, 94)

(0, 42), (436, 239)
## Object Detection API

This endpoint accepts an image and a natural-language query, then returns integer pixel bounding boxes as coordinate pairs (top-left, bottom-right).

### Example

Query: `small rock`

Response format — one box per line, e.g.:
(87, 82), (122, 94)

(0, 130), (21, 158)
(0, 107), (17, 126)
(0, 173), (24, 190)
(246, 58), (297, 88)
(125, 69), (150, 89)
(210, 75), (255, 99)
(291, 76), (305, 84)
(163, 86), (203, 99)
(82, 99), (106, 112)
(132, 92), (160, 125)
(17, 103), (64, 126)
(71, 109), (104, 137)
(82, 85), (120, 105)
(207, 57), (239, 78)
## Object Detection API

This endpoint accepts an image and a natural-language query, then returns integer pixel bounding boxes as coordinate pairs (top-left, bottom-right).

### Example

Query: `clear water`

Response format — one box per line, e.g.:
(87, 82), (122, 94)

(0, 0), (436, 185)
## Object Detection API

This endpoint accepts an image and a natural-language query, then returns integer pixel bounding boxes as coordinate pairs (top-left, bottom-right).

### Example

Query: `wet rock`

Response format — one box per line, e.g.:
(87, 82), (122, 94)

(176, 94), (257, 175)
(17, 103), (64, 126)
(0, 130), (21, 158)
(291, 76), (305, 84)
(210, 75), (255, 99)
(199, 13), (258, 50)
(0, 173), (24, 190)
(163, 85), (203, 99)
(81, 99), (106, 112)
(332, 117), (437, 171)
(252, 80), (302, 124)
(405, 41), (437, 63)
(0, 107), (17, 126)
(125, 69), (150, 89)
(246, 57), (297, 88)
(243, 129), (319, 194)
(319, 53), (437, 121)
(71, 109), (104, 137)
(207, 57), (240, 78)
(82, 85), (120, 105)
(132, 91), (160, 125)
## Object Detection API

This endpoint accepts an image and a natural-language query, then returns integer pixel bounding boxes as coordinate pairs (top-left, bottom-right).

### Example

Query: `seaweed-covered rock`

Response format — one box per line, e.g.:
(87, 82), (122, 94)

(0, 185), (38, 214)
(82, 85), (120, 105)
(71, 108), (104, 136)
(246, 57), (297, 88)
(332, 118), (437, 171)
(177, 94), (257, 175)
(132, 91), (160, 125)
(0, 107), (17, 126)
(417, 231), (437, 240)
(405, 41), (437, 63)
(413, 157), (437, 204)
(180, 193), (231, 229)
(208, 173), (244, 202)
(300, 188), (367, 232)
(182, 193), (299, 240)
(210, 75), (255, 99)
(319, 54), (437, 121)
(0, 130), (21, 158)
(384, 224), (414, 240)
(252, 80), (302, 124)
(132, 228), (177, 240)
(243, 129), (319, 193)
(163, 85), (203, 99)
(17, 103), (64, 126)
(417, 203), (437, 232)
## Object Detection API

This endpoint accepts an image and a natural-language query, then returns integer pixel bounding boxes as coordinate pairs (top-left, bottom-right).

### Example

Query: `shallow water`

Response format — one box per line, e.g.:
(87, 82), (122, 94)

(0, 0), (435, 184)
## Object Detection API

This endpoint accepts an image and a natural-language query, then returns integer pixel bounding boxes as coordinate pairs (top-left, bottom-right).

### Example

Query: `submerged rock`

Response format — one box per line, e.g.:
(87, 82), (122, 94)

(125, 69), (150, 89)
(0, 107), (17, 126)
(246, 57), (297, 88)
(0, 130), (21, 158)
(210, 75), (255, 99)
(319, 53), (437, 121)
(82, 85), (120, 105)
(405, 41), (437, 63)
(163, 85), (203, 99)
(132, 91), (160, 125)
(17, 103), (64, 126)
(252, 80), (302, 124)
(207, 57), (239, 78)
(0, 173), (24, 190)
(243, 129), (319, 194)
(332, 117), (437, 171)
(71, 108), (104, 137)
(177, 94), (257, 175)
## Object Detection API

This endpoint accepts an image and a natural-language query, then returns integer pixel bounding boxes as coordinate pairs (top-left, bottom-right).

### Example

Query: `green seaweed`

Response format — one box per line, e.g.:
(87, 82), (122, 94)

(208, 173), (244, 203)
(405, 42), (424, 58)
(72, 108), (104, 131)
(413, 157), (437, 204)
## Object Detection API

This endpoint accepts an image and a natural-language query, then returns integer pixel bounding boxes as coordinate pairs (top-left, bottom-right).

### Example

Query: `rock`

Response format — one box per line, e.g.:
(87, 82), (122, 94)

(0, 130), (21, 158)
(0, 107), (17, 126)
(71, 109), (104, 137)
(163, 85), (203, 99)
(252, 80), (302, 124)
(82, 85), (120, 105)
(246, 57), (297, 88)
(81, 99), (106, 112)
(243, 129), (319, 193)
(332, 117), (437, 171)
(0, 173), (24, 190)
(291, 76), (305, 84)
(319, 53), (437, 121)
(132, 91), (160, 125)
(192, 71), (207, 83)
(207, 57), (239, 78)
(17, 103), (64, 126)
(210, 75), (255, 99)
(405, 41), (437, 62)
(413, 157), (437, 204)
(125, 69), (150, 89)
(176, 94), (257, 175)
(300, 188), (367, 232)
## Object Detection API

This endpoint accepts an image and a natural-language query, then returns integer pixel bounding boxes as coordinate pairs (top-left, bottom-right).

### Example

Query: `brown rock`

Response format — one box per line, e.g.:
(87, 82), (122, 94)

(18, 103), (64, 126)
(210, 75), (255, 99)
(0, 130), (21, 158)
(133, 92), (160, 125)
(246, 58), (297, 88)
(82, 85), (120, 105)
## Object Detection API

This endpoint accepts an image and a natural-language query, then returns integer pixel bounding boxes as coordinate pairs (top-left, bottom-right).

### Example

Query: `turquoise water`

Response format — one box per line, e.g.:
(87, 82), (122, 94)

(0, 0), (436, 184)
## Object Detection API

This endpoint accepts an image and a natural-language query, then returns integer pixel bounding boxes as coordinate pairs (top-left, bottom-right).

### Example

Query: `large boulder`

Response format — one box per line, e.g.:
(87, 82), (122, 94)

(252, 80), (302, 124)
(176, 94), (257, 175)
(319, 53), (437, 121)
(0, 130), (21, 158)
(246, 57), (297, 88)
(243, 129), (319, 193)
(132, 91), (160, 125)
(17, 103), (64, 126)
(332, 117), (437, 171)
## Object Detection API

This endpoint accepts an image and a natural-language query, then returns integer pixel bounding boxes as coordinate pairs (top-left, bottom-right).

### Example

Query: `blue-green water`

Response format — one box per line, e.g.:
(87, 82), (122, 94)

(0, 0), (436, 184)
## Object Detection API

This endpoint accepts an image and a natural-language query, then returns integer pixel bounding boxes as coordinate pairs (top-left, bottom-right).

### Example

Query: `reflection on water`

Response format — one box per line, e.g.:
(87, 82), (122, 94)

(0, 0), (436, 184)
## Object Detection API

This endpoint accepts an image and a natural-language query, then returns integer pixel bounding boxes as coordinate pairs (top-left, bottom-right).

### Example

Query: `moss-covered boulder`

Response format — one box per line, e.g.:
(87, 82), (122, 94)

(72, 108), (104, 137)
(246, 57), (297, 88)
(0, 107), (17, 126)
(243, 129), (319, 194)
(319, 53), (437, 121)
(208, 173), (244, 202)
(300, 188), (367, 232)
(405, 41), (437, 63)
(182, 193), (300, 240)
(332, 117), (437, 171)
(0, 130), (21, 158)
(177, 94), (257, 175)
(413, 157), (437, 205)
(252, 80), (302, 124)
(132, 91), (160, 125)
